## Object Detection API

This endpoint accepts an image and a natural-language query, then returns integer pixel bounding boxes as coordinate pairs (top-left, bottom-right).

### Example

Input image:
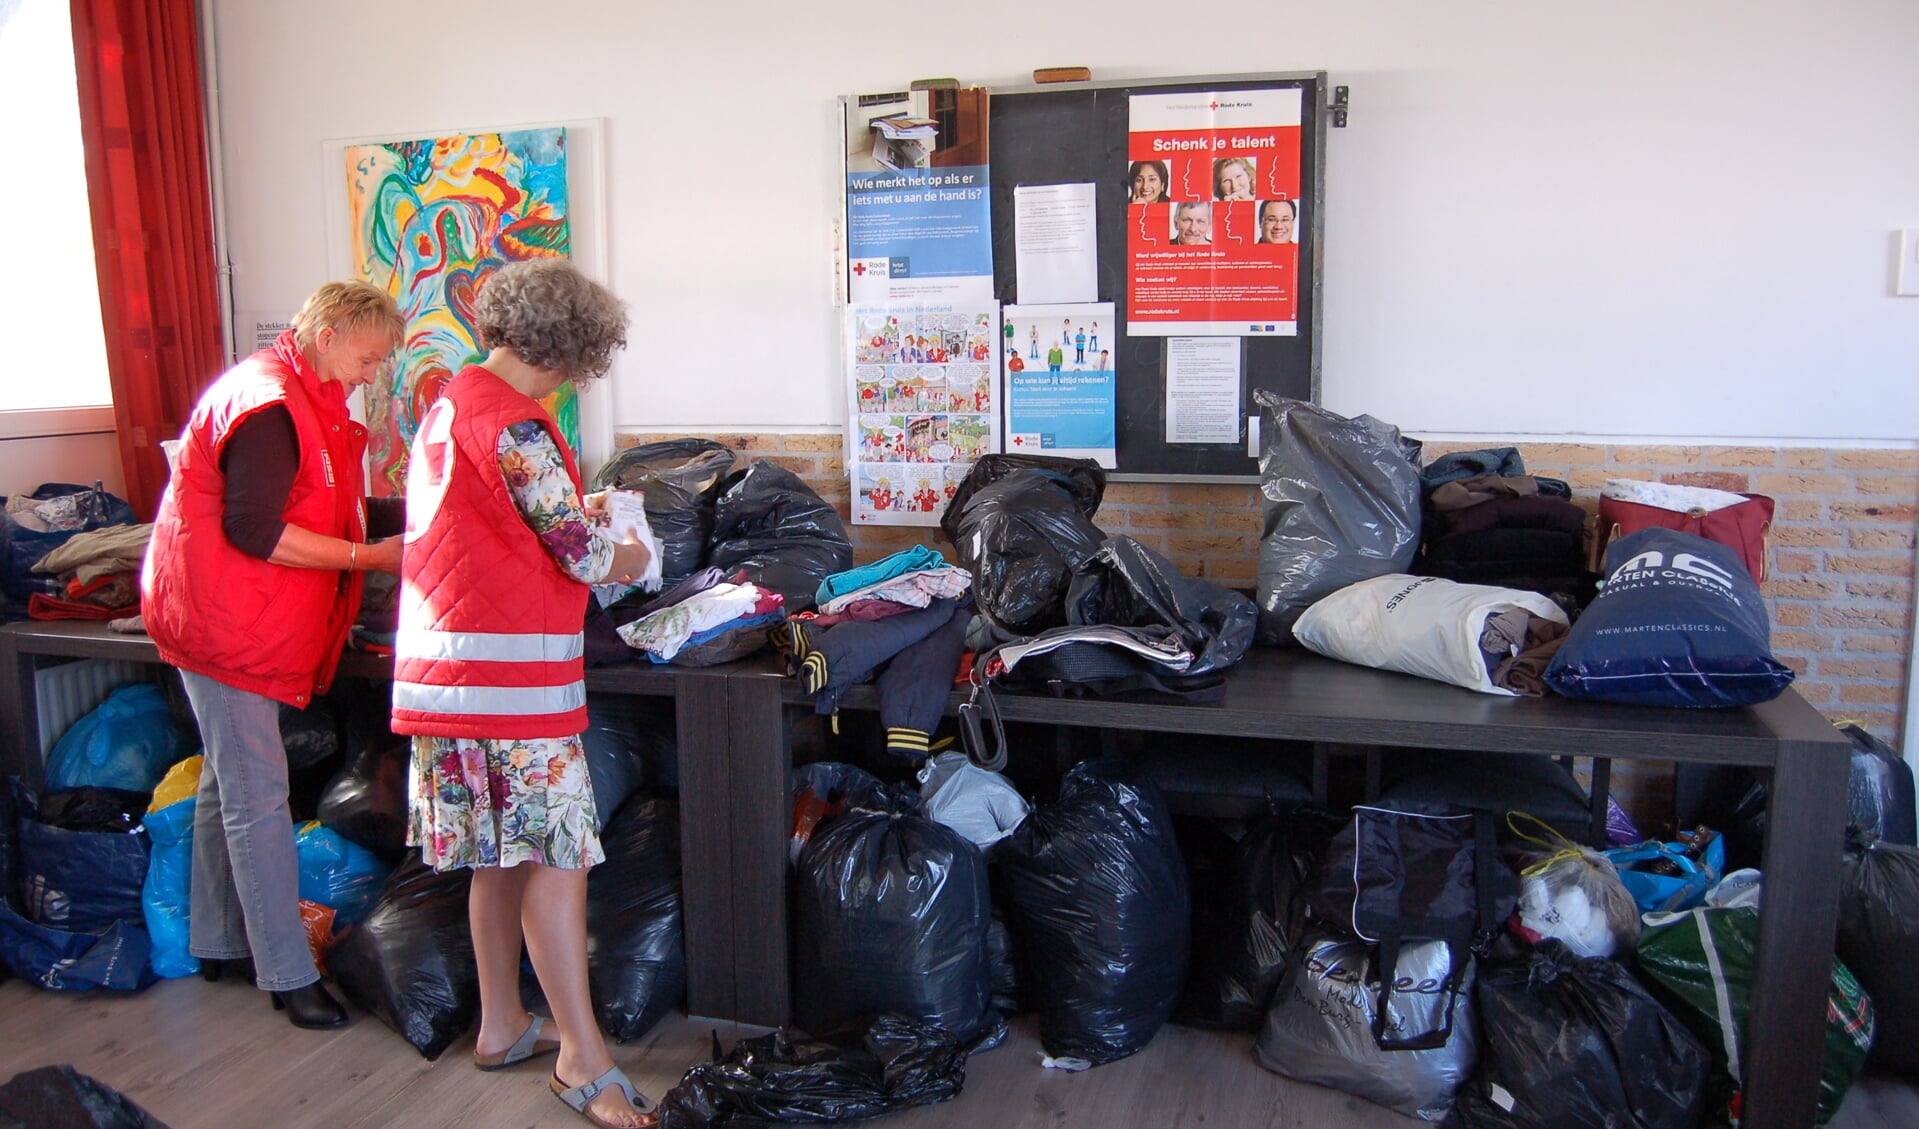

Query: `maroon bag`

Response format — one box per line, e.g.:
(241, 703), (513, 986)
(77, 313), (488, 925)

(1596, 492), (1774, 582)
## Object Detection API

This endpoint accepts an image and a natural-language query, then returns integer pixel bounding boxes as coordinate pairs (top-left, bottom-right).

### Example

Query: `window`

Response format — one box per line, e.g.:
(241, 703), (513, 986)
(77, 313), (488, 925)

(0, 0), (112, 414)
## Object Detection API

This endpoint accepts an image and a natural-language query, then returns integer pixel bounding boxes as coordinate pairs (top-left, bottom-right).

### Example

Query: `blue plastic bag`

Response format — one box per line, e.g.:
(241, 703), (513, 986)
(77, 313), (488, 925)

(1606, 835), (1727, 915)
(0, 899), (156, 992)
(294, 821), (390, 926)
(1545, 528), (1793, 708)
(14, 780), (151, 934)
(44, 683), (188, 794)
(141, 796), (198, 979)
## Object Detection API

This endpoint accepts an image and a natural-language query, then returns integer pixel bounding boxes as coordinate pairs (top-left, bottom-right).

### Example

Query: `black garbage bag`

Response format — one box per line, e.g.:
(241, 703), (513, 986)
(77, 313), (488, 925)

(998, 759), (1188, 1066)
(588, 793), (685, 1042)
(1252, 393), (1423, 644)
(1837, 835), (1919, 1076)
(329, 857), (477, 1059)
(581, 700), (650, 833)
(657, 1013), (966, 1129)
(316, 732), (409, 863)
(1065, 535), (1257, 676)
(0, 1064), (173, 1129)
(14, 782), (149, 934)
(592, 439), (736, 589)
(985, 907), (1024, 1017)
(940, 454), (1106, 636)
(1677, 721), (1916, 873)
(1842, 723), (1917, 845)
(708, 461), (852, 613)
(793, 809), (994, 1044)
(278, 698), (340, 771)
(789, 762), (917, 862)
(1452, 940), (1709, 1129)
(1176, 806), (1342, 1031)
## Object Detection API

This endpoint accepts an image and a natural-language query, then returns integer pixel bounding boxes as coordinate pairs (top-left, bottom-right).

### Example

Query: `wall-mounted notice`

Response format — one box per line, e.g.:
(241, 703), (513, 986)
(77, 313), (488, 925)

(847, 165), (995, 306)
(1002, 303), (1117, 468)
(1125, 87), (1303, 337)
(846, 303), (1001, 526)
(1013, 182), (1098, 305)
(1165, 337), (1242, 444)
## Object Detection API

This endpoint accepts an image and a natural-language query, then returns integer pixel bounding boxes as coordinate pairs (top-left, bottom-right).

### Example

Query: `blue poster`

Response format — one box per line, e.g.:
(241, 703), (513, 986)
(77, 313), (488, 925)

(847, 165), (994, 305)
(1003, 302), (1117, 467)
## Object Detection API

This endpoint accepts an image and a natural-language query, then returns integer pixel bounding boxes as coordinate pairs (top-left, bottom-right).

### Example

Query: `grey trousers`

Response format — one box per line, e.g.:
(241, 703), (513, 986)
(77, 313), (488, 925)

(179, 670), (319, 991)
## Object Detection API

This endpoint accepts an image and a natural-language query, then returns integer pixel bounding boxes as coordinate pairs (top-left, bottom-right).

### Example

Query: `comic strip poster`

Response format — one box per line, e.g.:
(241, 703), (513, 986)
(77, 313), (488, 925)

(845, 304), (999, 526)
(1125, 88), (1302, 336)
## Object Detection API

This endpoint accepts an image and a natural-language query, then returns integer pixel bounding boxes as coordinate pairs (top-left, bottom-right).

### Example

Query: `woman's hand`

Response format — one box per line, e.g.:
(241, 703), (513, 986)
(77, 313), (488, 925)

(581, 490), (610, 524)
(608, 538), (653, 586)
(361, 536), (403, 575)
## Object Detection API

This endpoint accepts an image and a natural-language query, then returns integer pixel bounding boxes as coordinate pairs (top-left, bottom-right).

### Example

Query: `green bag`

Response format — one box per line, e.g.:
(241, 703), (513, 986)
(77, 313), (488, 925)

(1634, 906), (1873, 1125)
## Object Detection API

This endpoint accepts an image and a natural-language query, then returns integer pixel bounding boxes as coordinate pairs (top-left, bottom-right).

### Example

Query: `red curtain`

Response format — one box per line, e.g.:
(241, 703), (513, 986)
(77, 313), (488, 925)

(70, 0), (225, 520)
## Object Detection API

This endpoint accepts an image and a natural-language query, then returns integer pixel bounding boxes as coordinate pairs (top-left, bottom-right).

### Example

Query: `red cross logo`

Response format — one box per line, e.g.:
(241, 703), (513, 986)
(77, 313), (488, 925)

(853, 263), (867, 275)
(1013, 436), (1026, 446)
(1209, 101), (1219, 110)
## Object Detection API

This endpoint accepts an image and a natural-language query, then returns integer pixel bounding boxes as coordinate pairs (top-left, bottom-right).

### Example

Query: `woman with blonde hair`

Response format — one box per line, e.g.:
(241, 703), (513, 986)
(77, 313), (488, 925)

(394, 259), (655, 1128)
(144, 280), (406, 1028)
(1214, 156), (1256, 201)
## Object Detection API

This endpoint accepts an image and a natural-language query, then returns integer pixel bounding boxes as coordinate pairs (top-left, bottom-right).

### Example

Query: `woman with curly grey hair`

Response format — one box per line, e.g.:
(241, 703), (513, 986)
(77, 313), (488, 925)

(395, 258), (655, 1128)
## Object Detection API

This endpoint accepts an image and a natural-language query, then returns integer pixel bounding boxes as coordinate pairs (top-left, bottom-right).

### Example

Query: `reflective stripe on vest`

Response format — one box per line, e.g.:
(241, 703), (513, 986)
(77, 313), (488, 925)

(402, 628), (585, 664)
(392, 679), (586, 717)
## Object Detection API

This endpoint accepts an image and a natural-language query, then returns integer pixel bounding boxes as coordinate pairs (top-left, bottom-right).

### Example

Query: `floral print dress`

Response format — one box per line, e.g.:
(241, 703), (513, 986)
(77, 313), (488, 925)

(407, 420), (615, 872)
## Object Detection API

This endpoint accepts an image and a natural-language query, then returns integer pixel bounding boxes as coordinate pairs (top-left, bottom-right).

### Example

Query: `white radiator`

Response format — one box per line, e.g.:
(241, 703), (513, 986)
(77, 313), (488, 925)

(33, 659), (158, 760)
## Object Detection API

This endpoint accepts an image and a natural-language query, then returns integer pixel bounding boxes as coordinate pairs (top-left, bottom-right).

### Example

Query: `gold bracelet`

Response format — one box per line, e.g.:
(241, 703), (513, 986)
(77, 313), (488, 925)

(348, 541), (358, 572)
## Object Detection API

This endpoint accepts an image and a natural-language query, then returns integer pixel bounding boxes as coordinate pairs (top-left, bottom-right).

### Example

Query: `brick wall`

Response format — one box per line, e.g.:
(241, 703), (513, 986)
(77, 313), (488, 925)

(619, 430), (1918, 830)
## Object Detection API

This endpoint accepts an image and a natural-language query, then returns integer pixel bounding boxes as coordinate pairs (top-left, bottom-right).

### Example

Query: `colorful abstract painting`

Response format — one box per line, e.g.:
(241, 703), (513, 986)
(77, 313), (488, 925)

(346, 127), (576, 495)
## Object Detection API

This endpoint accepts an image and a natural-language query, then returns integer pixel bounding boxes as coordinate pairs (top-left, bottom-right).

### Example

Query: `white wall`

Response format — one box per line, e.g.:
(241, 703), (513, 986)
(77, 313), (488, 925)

(207, 0), (1919, 442)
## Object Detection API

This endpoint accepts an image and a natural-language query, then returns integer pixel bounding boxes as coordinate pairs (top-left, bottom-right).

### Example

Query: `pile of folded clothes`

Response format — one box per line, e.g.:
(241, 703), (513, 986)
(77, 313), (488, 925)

(774, 546), (974, 759)
(27, 523), (154, 622)
(1415, 447), (1591, 608)
(613, 567), (786, 667)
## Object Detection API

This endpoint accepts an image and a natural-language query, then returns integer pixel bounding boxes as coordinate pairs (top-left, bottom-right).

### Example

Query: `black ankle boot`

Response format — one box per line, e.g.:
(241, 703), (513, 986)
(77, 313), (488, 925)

(271, 981), (349, 1029)
(200, 957), (256, 984)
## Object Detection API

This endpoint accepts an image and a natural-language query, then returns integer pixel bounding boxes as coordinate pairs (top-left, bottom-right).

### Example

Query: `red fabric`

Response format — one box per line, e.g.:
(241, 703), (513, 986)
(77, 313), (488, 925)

(28, 593), (136, 621)
(70, 0), (226, 521)
(141, 333), (369, 707)
(1598, 493), (1775, 583)
(393, 366), (590, 740)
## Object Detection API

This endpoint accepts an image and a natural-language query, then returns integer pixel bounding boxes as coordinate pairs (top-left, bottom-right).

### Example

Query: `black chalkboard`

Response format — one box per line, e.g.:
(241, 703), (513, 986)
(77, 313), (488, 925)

(988, 72), (1326, 479)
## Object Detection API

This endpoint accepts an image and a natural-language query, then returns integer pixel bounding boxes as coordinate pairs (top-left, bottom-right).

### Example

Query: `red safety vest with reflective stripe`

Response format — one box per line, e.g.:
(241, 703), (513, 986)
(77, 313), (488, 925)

(142, 331), (367, 708)
(391, 365), (590, 740)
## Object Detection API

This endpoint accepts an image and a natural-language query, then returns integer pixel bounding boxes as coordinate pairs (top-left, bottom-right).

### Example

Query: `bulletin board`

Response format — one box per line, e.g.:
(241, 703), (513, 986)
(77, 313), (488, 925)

(987, 71), (1328, 480)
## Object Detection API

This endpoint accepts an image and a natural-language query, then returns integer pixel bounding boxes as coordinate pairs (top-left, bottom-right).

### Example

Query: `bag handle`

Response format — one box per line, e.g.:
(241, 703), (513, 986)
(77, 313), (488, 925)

(1363, 811), (1503, 1052)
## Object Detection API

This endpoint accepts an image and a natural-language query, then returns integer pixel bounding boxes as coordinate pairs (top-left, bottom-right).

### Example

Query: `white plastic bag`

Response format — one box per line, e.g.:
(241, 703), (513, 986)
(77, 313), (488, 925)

(917, 752), (1029, 848)
(1293, 574), (1568, 695)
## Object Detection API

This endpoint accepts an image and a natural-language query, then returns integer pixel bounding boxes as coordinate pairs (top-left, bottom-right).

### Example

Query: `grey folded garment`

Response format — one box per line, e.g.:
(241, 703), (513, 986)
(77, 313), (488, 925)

(1480, 608), (1569, 696)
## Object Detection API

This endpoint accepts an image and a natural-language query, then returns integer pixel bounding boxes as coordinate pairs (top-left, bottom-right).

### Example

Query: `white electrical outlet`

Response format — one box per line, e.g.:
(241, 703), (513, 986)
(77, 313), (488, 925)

(1899, 228), (1919, 297)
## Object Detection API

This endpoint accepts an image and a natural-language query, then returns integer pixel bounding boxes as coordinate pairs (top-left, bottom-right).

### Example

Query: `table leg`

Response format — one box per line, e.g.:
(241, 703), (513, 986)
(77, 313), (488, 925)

(726, 673), (790, 1027)
(0, 632), (38, 786)
(676, 670), (735, 1022)
(1740, 733), (1849, 1129)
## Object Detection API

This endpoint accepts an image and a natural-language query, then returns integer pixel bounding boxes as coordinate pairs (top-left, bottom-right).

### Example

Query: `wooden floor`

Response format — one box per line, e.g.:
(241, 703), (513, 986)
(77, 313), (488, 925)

(0, 975), (1912, 1128)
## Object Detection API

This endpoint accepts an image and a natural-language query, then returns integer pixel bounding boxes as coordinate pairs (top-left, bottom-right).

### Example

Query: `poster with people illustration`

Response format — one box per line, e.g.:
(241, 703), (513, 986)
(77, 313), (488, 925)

(1002, 303), (1117, 468)
(1125, 87), (1302, 336)
(846, 303), (1000, 526)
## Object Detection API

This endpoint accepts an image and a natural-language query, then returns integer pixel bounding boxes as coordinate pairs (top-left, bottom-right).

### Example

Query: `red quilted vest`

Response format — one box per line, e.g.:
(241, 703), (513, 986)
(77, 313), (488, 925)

(142, 332), (368, 707)
(391, 365), (590, 740)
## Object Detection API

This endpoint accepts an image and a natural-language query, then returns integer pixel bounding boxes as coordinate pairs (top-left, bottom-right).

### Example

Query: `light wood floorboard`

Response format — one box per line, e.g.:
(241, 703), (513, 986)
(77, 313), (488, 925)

(0, 976), (1911, 1128)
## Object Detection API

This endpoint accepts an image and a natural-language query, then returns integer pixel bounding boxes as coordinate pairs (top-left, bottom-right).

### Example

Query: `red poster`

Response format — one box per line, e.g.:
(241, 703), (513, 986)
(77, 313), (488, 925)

(1126, 88), (1303, 336)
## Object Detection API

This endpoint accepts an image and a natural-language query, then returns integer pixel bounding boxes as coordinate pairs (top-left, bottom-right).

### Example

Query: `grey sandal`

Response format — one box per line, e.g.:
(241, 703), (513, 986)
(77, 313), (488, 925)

(550, 1065), (656, 1128)
(473, 1014), (560, 1071)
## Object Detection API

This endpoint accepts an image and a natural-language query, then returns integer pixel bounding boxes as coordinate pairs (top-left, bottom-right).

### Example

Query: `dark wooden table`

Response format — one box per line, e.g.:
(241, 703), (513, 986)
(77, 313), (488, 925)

(717, 646), (1850, 1129)
(2, 621), (1852, 1129)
